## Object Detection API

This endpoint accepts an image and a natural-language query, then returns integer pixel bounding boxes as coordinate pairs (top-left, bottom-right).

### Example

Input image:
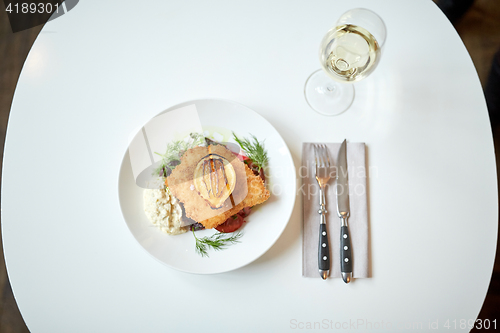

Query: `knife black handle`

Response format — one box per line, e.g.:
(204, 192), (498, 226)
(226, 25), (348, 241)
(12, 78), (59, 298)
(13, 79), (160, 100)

(318, 224), (330, 276)
(340, 226), (353, 273)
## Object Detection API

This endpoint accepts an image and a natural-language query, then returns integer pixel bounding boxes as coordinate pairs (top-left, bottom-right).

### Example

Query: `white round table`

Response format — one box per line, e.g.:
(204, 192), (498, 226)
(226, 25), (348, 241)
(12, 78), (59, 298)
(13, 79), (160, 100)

(2, 0), (497, 332)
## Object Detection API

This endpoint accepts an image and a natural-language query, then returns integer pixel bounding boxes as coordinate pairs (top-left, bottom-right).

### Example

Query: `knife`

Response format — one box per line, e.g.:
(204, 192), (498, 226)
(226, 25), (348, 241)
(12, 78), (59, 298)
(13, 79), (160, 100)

(336, 139), (353, 283)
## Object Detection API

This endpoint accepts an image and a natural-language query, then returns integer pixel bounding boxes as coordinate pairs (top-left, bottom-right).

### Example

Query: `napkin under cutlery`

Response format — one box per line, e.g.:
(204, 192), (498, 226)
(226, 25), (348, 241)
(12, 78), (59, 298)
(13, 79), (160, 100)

(302, 142), (369, 278)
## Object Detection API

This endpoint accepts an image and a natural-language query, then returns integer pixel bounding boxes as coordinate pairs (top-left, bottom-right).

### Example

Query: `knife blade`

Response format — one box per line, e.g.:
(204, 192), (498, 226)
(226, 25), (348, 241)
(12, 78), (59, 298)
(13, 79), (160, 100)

(336, 139), (353, 283)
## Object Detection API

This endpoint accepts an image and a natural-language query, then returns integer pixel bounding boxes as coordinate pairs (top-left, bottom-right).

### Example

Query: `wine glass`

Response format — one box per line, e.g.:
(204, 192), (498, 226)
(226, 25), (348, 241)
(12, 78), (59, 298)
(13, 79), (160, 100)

(304, 8), (387, 116)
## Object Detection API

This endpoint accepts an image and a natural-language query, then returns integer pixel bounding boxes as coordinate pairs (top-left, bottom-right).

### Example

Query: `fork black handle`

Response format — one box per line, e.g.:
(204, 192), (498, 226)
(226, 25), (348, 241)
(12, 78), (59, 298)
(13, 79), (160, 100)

(318, 224), (330, 279)
(314, 144), (331, 280)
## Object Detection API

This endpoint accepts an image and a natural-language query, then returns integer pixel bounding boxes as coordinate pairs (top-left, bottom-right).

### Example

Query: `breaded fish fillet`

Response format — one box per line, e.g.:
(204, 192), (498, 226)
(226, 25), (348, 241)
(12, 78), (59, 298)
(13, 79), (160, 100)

(167, 144), (270, 229)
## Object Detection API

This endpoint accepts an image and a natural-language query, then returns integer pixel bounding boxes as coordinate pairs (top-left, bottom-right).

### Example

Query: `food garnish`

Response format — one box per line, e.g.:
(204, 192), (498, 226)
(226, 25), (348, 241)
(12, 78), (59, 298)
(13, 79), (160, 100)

(193, 230), (243, 257)
(192, 147), (236, 209)
(232, 133), (269, 172)
(154, 132), (205, 177)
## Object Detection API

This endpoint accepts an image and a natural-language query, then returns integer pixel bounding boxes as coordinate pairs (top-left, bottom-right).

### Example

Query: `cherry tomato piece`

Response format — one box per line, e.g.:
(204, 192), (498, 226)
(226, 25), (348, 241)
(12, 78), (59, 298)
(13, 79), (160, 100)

(215, 214), (245, 233)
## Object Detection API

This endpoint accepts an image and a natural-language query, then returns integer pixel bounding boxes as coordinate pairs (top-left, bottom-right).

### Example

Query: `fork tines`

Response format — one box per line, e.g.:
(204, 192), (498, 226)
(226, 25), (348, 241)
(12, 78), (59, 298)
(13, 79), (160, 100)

(314, 144), (330, 168)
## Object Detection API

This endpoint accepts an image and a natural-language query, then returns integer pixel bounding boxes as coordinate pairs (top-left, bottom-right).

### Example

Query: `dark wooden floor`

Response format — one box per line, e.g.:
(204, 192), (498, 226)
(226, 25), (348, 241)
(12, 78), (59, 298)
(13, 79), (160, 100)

(0, 8), (42, 332)
(0, 1), (499, 332)
(458, 1), (500, 330)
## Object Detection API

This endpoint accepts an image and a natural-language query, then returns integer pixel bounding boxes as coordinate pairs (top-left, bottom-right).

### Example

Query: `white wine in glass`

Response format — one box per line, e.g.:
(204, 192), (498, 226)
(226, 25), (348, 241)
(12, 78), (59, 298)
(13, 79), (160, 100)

(305, 8), (386, 116)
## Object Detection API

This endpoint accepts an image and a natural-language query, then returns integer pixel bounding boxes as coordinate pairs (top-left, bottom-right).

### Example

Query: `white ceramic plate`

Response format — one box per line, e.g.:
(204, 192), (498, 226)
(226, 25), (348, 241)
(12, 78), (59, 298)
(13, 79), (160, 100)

(118, 99), (296, 274)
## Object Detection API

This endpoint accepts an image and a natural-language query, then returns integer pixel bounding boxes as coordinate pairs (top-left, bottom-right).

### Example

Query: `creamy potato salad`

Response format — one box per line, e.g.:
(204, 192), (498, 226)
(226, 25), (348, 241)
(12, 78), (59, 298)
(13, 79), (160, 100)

(143, 188), (188, 235)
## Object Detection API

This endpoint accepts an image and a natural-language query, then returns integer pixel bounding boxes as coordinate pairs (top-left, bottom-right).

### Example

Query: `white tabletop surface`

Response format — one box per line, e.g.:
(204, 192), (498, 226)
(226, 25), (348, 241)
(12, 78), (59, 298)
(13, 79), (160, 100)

(2, 0), (498, 332)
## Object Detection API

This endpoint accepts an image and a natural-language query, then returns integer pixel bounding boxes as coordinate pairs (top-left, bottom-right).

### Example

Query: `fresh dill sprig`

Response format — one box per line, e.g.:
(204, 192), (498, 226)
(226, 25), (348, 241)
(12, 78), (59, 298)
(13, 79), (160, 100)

(193, 230), (243, 257)
(232, 132), (269, 172)
(154, 132), (205, 176)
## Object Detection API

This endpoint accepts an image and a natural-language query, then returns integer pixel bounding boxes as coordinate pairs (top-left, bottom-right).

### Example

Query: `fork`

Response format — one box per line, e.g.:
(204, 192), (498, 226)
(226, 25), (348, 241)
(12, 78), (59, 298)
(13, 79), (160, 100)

(314, 144), (332, 280)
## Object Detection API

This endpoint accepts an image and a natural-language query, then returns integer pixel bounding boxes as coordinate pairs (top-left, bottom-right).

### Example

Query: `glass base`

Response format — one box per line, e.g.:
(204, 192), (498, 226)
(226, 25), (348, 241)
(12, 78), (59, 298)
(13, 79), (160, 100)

(304, 69), (355, 116)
